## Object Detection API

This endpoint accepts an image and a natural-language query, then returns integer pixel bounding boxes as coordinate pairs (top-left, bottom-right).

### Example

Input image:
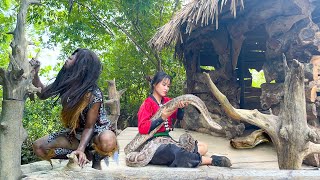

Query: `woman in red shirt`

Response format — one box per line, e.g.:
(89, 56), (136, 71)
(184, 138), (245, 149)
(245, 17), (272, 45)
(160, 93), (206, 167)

(133, 71), (231, 167)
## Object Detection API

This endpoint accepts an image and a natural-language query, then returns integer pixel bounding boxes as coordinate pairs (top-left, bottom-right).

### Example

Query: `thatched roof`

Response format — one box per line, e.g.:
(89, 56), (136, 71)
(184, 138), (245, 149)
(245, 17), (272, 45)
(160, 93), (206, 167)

(149, 0), (244, 52)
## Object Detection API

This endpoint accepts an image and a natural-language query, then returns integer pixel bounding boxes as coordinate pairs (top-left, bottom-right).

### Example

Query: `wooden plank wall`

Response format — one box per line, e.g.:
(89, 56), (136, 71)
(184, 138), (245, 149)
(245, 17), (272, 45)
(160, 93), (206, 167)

(238, 26), (267, 110)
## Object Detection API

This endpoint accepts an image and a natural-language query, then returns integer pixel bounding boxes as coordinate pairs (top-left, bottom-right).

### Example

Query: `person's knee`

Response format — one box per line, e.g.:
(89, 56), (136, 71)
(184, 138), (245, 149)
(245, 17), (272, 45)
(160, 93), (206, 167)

(95, 130), (117, 152)
(197, 142), (208, 156)
(32, 140), (45, 157)
(169, 145), (202, 168)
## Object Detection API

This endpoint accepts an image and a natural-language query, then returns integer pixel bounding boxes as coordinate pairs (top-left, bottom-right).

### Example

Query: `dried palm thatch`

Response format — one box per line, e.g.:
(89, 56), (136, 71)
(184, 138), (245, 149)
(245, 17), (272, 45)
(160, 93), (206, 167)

(149, 0), (244, 52)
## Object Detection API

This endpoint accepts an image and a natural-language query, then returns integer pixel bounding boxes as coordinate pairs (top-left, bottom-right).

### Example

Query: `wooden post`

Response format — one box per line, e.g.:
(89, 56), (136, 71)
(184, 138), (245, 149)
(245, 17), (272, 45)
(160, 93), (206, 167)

(105, 79), (126, 135)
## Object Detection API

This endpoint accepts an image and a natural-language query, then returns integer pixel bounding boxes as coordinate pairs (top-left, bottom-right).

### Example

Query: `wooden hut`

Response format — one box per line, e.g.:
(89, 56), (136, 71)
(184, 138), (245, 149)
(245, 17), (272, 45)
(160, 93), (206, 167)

(149, 0), (320, 138)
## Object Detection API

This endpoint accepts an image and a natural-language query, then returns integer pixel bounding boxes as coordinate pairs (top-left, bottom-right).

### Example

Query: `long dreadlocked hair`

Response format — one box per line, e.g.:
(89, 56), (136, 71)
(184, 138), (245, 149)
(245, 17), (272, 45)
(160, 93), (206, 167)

(41, 48), (102, 132)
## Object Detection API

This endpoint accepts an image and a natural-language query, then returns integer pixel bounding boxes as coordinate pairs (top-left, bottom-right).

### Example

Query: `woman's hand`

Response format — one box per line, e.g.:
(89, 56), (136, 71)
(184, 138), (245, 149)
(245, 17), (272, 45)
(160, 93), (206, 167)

(161, 107), (176, 120)
(161, 101), (188, 120)
(30, 58), (41, 75)
(72, 150), (89, 167)
(177, 101), (188, 109)
(30, 59), (46, 95)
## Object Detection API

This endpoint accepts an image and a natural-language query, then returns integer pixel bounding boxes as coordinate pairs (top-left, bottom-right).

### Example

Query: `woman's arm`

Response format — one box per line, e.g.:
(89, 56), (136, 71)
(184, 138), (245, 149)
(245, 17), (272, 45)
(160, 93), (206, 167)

(137, 102), (155, 134)
(32, 72), (44, 90)
(138, 101), (176, 134)
(31, 62), (49, 99)
(170, 101), (187, 120)
(72, 102), (100, 167)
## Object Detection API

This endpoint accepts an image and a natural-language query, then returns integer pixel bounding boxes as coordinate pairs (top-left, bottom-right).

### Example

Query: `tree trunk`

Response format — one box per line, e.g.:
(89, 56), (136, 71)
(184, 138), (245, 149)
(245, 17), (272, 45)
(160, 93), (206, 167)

(0, 100), (27, 180)
(275, 59), (308, 169)
(0, 0), (40, 179)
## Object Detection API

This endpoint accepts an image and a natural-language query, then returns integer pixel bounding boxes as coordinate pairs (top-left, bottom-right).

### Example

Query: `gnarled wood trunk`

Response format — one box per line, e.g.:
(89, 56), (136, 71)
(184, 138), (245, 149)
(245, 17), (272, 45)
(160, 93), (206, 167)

(275, 59), (308, 169)
(105, 79), (125, 135)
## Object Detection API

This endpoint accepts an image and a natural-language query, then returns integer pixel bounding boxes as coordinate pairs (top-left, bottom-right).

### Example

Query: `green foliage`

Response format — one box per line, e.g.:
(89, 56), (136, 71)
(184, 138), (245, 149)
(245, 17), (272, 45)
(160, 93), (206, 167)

(0, 0), (17, 112)
(249, 69), (266, 88)
(2, 0), (186, 164)
(200, 66), (215, 71)
(22, 98), (63, 164)
(23, 98), (62, 141)
(0, 0), (16, 65)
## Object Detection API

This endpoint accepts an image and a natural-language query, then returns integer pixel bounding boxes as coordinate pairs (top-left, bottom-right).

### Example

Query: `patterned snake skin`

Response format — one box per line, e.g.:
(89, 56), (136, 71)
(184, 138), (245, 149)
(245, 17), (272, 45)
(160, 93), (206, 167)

(125, 94), (223, 166)
(126, 133), (197, 167)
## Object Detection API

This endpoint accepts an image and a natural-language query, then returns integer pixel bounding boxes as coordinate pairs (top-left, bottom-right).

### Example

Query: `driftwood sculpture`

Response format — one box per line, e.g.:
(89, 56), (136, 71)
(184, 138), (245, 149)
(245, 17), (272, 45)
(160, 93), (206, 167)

(230, 129), (270, 149)
(203, 58), (320, 170)
(104, 79), (126, 135)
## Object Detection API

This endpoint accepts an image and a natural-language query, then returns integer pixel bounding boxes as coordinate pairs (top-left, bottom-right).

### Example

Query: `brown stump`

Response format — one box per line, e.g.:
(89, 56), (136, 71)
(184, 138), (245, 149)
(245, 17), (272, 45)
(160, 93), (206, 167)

(104, 79), (126, 135)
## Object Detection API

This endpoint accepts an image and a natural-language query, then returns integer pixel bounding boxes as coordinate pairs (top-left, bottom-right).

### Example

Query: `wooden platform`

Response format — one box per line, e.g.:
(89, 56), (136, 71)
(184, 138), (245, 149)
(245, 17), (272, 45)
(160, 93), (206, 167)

(117, 127), (320, 169)
(118, 127), (279, 169)
(22, 127), (320, 180)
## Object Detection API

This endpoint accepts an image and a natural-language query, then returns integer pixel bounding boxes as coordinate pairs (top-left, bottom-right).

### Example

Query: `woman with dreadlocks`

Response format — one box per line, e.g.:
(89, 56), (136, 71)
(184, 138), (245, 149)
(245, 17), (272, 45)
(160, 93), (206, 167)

(32, 48), (117, 170)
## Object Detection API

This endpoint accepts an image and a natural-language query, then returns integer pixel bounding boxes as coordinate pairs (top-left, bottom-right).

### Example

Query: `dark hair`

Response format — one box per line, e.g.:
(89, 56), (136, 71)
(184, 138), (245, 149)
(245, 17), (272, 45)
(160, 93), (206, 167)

(150, 71), (172, 94)
(41, 48), (102, 109)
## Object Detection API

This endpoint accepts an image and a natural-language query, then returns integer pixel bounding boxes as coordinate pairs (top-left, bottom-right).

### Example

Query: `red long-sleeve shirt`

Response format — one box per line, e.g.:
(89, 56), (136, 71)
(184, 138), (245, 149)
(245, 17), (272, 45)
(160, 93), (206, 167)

(137, 96), (177, 134)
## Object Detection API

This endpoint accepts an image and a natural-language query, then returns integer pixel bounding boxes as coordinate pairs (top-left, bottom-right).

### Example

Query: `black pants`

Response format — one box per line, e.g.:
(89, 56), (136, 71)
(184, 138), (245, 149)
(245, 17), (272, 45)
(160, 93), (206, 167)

(149, 144), (202, 168)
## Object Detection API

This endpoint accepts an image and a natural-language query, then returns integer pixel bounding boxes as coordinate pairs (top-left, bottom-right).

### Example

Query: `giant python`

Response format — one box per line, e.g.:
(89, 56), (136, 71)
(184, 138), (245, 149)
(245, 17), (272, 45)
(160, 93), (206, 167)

(124, 94), (223, 166)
